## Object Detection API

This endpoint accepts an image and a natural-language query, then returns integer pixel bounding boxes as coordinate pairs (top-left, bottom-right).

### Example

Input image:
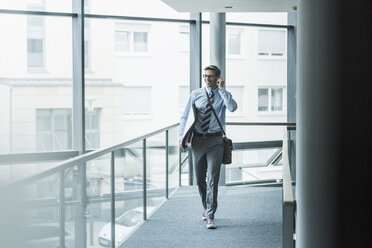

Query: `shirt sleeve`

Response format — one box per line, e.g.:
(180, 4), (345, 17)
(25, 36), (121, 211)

(178, 92), (193, 141)
(218, 88), (238, 112)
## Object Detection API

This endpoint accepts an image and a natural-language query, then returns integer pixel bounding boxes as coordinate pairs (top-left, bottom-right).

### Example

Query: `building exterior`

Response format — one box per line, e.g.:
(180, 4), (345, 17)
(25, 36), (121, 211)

(0, 1), (287, 155)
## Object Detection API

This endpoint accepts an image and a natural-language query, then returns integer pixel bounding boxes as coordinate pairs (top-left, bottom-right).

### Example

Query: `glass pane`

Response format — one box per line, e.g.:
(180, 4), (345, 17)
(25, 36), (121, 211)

(113, 141), (143, 247)
(86, 19), (189, 148)
(0, 161), (62, 185)
(178, 85), (189, 109)
(18, 174), (61, 248)
(115, 31), (130, 52)
(225, 125), (285, 184)
(258, 88), (269, 111)
(123, 87), (151, 115)
(86, 154), (111, 248)
(0, 15), (72, 154)
(226, 86), (244, 116)
(271, 88), (283, 111)
(133, 32), (148, 52)
(88, 0), (189, 19)
(168, 127), (179, 192)
(258, 29), (286, 56)
(0, 0), (72, 12)
(146, 133), (166, 216)
(227, 29), (241, 55)
(227, 13), (288, 25)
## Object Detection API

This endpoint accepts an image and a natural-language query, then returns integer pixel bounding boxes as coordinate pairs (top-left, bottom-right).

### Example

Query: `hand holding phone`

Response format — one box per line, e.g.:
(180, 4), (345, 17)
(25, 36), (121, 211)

(217, 77), (225, 88)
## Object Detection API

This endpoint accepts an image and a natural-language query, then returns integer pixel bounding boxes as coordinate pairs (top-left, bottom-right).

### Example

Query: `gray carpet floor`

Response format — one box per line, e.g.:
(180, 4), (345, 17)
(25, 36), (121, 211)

(121, 185), (282, 248)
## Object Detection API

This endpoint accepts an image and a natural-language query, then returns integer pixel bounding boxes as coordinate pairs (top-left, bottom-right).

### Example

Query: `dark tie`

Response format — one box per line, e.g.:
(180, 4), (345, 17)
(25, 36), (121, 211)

(201, 91), (214, 133)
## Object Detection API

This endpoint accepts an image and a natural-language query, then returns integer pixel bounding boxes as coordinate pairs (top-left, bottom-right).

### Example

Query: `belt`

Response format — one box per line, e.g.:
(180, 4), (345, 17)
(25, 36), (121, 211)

(194, 131), (223, 137)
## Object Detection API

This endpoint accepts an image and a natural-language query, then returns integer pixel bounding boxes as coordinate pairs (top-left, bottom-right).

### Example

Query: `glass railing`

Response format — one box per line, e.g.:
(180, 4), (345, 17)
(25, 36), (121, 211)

(224, 122), (295, 185)
(0, 123), (183, 248)
(0, 122), (295, 248)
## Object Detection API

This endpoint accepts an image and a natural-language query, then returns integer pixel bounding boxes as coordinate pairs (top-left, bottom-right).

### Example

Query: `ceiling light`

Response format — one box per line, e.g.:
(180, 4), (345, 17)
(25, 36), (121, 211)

(224, 6), (236, 9)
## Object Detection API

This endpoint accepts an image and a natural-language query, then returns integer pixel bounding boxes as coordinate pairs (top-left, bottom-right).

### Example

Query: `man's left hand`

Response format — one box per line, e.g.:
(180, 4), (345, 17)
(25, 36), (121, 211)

(217, 77), (225, 88)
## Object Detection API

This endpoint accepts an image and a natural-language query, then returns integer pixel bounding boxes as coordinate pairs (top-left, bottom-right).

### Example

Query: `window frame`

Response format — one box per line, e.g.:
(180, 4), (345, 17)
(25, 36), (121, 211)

(257, 28), (287, 60)
(114, 22), (151, 56)
(257, 86), (286, 116)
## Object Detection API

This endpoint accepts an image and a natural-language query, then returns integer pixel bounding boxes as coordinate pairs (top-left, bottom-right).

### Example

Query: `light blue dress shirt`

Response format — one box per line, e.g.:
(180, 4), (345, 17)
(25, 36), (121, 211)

(179, 87), (238, 141)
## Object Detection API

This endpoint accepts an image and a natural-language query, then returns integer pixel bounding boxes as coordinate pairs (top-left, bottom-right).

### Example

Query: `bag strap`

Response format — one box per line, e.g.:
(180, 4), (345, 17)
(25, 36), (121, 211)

(205, 88), (226, 137)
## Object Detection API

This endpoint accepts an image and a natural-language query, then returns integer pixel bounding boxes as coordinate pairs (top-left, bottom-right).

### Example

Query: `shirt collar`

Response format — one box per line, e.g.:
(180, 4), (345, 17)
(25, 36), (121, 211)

(205, 87), (219, 94)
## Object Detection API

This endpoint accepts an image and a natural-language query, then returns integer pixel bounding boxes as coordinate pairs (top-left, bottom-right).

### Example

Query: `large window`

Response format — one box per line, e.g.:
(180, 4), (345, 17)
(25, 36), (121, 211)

(258, 87), (284, 113)
(258, 29), (286, 57)
(115, 23), (150, 54)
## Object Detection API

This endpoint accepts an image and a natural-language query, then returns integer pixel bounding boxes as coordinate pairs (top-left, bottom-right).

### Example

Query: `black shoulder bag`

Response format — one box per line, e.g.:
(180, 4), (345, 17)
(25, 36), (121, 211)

(205, 89), (233, 164)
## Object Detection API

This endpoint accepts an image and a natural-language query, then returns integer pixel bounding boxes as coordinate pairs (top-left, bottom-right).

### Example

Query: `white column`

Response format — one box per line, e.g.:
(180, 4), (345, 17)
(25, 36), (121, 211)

(210, 13), (226, 186)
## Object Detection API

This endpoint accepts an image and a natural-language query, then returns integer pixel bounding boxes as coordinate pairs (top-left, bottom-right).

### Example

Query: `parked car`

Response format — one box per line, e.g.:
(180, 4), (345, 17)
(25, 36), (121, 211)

(20, 222), (74, 248)
(98, 207), (155, 247)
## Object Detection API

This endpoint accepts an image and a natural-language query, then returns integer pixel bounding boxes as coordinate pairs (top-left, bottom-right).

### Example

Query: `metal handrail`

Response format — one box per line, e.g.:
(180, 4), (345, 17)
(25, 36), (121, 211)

(227, 121), (296, 126)
(1, 123), (178, 189)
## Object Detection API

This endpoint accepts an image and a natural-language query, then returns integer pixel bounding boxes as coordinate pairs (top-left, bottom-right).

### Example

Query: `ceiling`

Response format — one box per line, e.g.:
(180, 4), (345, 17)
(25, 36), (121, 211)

(161, 0), (297, 13)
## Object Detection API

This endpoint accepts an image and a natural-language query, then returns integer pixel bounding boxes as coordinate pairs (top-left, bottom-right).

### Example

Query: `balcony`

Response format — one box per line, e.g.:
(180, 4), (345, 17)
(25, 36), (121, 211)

(0, 122), (296, 248)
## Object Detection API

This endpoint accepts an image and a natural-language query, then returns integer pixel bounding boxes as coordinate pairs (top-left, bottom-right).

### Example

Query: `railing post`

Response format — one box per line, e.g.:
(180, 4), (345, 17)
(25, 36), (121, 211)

(178, 148), (182, 187)
(75, 162), (87, 248)
(110, 151), (115, 248)
(59, 168), (65, 248)
(143, 139), (147, 220)
(165, 130), (169, 199)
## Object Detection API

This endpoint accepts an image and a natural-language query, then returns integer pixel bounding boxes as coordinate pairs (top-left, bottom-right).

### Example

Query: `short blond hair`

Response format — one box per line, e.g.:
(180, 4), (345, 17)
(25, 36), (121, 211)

(203, 65), (221, 77)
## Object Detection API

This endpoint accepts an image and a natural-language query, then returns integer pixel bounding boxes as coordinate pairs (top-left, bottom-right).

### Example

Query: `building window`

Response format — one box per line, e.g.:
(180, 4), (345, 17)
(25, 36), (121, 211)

(226, 86), (244, 116)
(85, 109), (100, 150)
(258, 29), (286, 57)
(227, 29), (242, 56)
(36, 109), (72, 151)
(27, 38), (44, 68)
(258, 87), (284, 112)
(115, 23), (150, 54)
(178, 25), (189, 52)
(27, 0), (45, 70)
(36, 108), (100, 151)
(123, 87), (151, 116)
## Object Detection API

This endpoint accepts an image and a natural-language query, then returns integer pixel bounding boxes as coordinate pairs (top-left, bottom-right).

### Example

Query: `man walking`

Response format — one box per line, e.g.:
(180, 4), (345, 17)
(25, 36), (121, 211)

(179, 65), (237, 229)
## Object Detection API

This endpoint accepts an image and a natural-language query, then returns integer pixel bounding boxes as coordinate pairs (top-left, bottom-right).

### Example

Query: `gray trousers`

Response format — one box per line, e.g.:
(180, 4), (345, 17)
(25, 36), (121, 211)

(192, 135), (224, 220)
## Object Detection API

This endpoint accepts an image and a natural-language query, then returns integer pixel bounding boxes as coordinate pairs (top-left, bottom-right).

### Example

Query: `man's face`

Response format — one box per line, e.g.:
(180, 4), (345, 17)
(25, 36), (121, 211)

(203, 70), (218, 88)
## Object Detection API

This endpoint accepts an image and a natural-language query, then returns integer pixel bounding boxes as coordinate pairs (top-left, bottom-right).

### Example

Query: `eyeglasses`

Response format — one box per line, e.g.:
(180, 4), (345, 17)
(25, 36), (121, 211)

(202, 74), (217, 79)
